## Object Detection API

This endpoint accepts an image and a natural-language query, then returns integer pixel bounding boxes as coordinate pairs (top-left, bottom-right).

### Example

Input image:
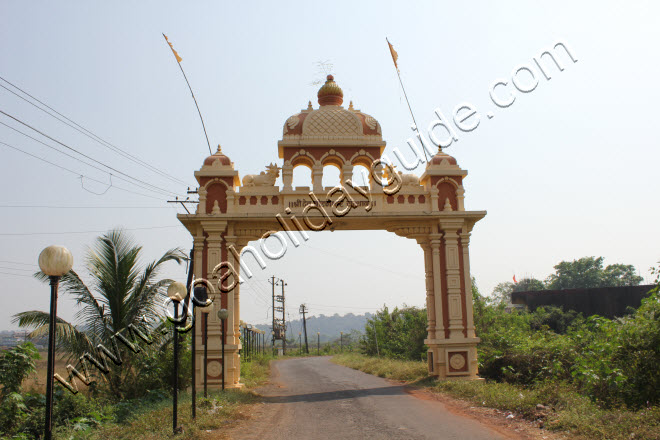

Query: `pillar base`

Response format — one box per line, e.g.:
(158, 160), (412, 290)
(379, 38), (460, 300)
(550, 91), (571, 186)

(425, 337), (480, 379)
(194, 346), (244, 391)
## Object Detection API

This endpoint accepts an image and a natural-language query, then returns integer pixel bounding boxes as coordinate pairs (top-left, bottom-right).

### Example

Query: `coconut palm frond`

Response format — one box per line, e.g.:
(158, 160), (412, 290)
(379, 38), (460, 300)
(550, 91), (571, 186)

(126, 247), (186, 326)
(87, 230), (143, 332)
(126, 279), (171, 330)
(12, 311), (95, 359)
(35, 269), (109, 344)
(16, 229), (185, 393)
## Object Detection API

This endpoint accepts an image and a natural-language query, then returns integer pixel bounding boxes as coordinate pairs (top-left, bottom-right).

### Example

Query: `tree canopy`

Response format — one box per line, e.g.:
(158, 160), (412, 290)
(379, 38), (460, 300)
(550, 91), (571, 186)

(545, 256), (643, 290)
(13, 229), (186, 398)
(488, 257), (645, 303)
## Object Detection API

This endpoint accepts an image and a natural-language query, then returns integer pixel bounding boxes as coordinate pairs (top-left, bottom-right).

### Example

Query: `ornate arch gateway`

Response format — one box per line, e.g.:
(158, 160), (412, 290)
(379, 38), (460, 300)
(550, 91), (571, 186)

(177, 75), (486, 389)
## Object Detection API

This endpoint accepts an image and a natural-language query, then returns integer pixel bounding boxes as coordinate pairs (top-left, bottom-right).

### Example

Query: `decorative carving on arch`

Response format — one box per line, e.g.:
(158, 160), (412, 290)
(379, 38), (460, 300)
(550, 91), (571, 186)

(435, 176), (459, 188)
(349, 149), (375, 168)
(390, 225), (432, 238)
(320, 149), (347, 169)
(290, 149), (315, 169)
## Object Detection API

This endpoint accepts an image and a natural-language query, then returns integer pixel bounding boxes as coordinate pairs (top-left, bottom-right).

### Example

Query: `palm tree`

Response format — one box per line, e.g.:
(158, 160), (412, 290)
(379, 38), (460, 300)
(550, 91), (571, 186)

(13, 229), (186, 397)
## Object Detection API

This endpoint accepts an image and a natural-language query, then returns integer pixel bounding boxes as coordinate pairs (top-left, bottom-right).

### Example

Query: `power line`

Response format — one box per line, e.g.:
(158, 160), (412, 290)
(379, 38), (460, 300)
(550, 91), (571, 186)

(0, 110), (183, 198)
(0, 204), (173, 209)
(244, 277), (276, 305)
(239, 282), (272, 308)
(0, 266), (34, 272)
(0, 225), (181, 237)
(0, 121), (176, 198)
(0, 140), (167, 201)
(0, 260), (37, 267)
(0, 76), (189, 187)
(301, 242), (418, 279)
(0, 271), (33, 278)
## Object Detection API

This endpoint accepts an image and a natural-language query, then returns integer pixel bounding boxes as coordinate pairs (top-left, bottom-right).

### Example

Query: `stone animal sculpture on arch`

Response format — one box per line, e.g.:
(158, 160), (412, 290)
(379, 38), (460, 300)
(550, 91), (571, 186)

(242, 163), (281, 187)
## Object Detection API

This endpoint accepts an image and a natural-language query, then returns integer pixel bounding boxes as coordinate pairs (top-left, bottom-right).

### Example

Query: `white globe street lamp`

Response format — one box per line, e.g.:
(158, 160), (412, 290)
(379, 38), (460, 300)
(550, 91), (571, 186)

(38, 245), (73, 440)
(167, 281), (186, 434)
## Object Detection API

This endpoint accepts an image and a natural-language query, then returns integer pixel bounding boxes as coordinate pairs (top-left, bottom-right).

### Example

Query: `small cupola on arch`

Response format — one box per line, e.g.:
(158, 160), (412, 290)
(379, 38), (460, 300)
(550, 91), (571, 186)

(278, 75), (386, 192)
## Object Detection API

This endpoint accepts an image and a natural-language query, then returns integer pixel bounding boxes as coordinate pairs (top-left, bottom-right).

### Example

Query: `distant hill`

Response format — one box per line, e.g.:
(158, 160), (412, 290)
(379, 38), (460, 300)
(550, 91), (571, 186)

(254, 312), (372, 343)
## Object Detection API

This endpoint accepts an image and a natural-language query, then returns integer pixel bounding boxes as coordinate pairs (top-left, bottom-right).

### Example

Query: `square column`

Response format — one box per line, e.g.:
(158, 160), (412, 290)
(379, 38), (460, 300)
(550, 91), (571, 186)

(424, 222), (480, 379)
(223, 235), (243, 388)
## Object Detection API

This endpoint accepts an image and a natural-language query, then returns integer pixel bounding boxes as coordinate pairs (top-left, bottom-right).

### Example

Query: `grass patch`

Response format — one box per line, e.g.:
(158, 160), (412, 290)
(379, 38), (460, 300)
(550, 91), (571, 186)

(332, 353), (428, 382)
(51, 357), (273, 440)
(240, 355), (272, 388)
(53, 390), (258, 440)
(333, 354), (660, 440)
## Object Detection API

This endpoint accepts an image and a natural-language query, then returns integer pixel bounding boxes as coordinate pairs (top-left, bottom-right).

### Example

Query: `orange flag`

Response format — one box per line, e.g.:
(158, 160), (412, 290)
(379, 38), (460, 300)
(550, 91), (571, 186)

(513, 275), (518, 283)
(163, 34), (182, 63)
(387, 38), (399, 71)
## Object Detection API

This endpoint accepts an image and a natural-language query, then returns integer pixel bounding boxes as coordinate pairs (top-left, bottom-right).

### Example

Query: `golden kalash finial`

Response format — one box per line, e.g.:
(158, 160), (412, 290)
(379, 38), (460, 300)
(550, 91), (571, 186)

(317, 75), (343, 106)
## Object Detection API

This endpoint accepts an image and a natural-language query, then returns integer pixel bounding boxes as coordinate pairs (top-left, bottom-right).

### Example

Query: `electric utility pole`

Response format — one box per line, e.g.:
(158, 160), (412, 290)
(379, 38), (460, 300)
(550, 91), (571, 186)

(269, 276), (277, 351)
(280, 280), (287, 354)
(270, 277), (287, 355)
(299, 304), (309, 354)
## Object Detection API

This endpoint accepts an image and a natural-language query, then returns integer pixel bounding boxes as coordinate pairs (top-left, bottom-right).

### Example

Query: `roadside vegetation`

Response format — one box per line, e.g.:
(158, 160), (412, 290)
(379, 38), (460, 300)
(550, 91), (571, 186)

(334, 257), (660, 440)
(0, 342), (272, 439)
(0, 230), (272, 439)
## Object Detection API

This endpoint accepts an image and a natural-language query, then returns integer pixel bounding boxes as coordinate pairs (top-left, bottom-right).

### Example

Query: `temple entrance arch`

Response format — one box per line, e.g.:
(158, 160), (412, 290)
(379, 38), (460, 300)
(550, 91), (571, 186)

(177, 75), (486, 389)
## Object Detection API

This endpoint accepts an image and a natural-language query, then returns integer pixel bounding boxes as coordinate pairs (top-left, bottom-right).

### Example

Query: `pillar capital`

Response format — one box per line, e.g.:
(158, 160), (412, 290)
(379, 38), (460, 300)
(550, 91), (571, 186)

(429, 233), (443, 249)
(439, 219), (463, 232)
(459, 231), (471, 245)
(201, 221), (227, 240)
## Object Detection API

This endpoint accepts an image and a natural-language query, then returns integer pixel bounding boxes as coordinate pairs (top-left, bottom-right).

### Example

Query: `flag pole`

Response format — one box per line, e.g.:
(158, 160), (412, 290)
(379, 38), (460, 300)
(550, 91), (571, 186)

(386, 38), (430, 161)
(162, 33), (212, 156)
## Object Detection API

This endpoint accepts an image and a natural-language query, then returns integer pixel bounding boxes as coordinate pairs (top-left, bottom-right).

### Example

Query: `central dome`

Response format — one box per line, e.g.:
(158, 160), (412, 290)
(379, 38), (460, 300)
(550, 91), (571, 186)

(282, 75), (383, 142)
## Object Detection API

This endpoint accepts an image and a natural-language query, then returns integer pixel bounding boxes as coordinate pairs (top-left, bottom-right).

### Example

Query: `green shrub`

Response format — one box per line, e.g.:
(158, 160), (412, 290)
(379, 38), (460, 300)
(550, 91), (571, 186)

(360, 305), (427, 361)
(0, 343), (40, 398)
(361, 281), (660, 409)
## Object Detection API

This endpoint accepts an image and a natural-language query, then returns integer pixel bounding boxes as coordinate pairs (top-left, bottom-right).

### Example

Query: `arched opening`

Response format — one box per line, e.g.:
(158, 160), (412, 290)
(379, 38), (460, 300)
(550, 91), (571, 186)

(238, 230), (425, 340)
(351, 164), (370, 188)
(292, 164), (312, 190)
(322, 164), (341, 189)
(437, 181), (458, 211)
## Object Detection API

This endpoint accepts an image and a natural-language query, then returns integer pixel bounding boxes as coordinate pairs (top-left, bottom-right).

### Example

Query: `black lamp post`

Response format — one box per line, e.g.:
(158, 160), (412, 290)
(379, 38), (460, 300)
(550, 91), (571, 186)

(340, 331), (343, 352)
(317, 332), (320, 355)
(217, 308), (228, 390)
(247, 324), (253, 360)
(39, 245), (73, 440)
(167, 281), (186, 435)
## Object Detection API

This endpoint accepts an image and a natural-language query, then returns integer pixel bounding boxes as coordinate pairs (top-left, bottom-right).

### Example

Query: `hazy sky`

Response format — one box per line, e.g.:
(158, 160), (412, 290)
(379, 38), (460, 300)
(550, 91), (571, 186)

(1, 1), (658, 330)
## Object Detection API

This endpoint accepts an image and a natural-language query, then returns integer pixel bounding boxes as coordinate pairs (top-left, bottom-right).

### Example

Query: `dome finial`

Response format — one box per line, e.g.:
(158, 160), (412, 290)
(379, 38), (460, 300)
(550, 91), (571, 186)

(216, 144), (222, 153)
(317, 75), (343, 106)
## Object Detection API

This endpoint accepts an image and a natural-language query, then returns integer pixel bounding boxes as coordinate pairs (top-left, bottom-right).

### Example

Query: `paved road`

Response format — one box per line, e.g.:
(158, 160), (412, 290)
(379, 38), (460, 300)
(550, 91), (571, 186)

(230, 356), (507, 440)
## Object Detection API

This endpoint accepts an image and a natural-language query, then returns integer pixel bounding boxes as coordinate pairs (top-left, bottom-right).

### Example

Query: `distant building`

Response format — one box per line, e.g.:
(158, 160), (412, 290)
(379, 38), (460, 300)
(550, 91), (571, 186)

(511, 284), (656, 318)
(0, 330), (47, 350)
